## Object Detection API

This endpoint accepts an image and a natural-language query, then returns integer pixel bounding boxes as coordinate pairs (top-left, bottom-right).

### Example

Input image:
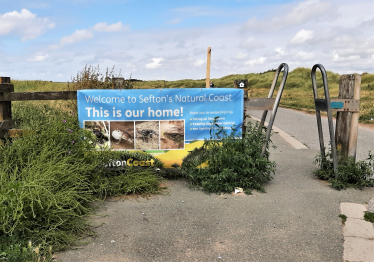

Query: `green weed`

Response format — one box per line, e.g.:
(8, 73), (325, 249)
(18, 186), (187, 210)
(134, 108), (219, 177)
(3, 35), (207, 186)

(181, 118), (275, 194)
(339, 214), (347, 225)
(0, 236), (53, 262)
(313, 150), (374, 190)
(364, 212), (374, 223)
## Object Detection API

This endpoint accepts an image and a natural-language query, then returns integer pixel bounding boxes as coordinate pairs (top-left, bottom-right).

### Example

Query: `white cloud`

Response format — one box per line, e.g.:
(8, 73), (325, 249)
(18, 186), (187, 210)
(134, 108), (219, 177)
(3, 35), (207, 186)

(296, 51), (315, 60)
(146, 57), (164, 69)
(0, 8), (55, 41)
(238, 37), (265, 50)
(275, 47), (285, 56)
(285, 0), (333, 26)
(93, 22), (127, 32)
(193, 59), (205, 67)
(50, 22), (128, 49)
(243, 0), (335, 31)
(29, 53), (49, 62)
(234, 51), (248, 60)
(50, 29), (93, 49)
(332, 50), (360, 62)
(245, 57), (267, 66)
(3, 1), (374, 82)
(60, 29), (93, 46)
(290, 29), (314, 45)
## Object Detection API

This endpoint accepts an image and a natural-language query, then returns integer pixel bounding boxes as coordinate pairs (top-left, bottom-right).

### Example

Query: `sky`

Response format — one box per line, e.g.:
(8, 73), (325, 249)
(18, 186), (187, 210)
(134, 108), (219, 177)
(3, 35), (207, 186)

(0, 0), (374, 82)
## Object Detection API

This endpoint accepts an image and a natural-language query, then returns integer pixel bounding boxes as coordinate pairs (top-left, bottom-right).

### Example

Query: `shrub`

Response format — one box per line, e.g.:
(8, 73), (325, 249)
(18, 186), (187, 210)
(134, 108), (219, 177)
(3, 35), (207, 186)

(364, 212), (374, 223)
(181, 118), (275, 194)
(313, 150), (374, 190)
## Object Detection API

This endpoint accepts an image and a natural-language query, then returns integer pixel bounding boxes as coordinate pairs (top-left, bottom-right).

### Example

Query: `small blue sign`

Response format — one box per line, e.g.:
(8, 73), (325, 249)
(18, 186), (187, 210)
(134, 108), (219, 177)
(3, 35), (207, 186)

(330, 101), (344, 109)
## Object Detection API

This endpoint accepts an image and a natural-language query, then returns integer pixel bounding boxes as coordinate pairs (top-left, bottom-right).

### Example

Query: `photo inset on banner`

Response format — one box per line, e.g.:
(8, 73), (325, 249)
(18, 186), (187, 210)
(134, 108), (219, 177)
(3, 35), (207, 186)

(135, 121), (160, 150)
(110, 121), (135, 150)
(84, 121), (110, 148)
(160, 120), (184, 149)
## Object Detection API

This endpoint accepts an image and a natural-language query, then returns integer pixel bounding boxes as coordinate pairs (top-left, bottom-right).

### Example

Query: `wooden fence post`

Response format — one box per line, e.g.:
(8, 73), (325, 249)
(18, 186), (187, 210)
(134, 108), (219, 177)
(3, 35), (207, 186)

(0, 77), (14, 140)
(0, 77), (13, 122)
(335, 74), (361, 161)
(206, 47), (211, 88)
(112, 78), (125, 89)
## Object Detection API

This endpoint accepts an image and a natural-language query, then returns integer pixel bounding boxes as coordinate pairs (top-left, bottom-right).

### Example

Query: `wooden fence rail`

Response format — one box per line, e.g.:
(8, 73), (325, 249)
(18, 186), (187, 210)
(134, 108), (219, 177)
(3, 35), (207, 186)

(0, 77), (77, 139)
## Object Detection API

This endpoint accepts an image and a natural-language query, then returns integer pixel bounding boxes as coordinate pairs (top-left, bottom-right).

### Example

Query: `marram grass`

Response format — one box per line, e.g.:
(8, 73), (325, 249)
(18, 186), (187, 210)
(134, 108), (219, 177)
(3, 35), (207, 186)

(0, 102), (163, 257)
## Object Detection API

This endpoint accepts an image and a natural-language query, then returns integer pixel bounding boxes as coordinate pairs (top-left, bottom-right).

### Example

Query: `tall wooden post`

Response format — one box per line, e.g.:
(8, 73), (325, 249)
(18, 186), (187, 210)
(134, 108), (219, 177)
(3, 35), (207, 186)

(206, 47), (211, 88)
(335, 74), (361, 161)
(0, 77), (13, 122)
(0, 77), (14, 141)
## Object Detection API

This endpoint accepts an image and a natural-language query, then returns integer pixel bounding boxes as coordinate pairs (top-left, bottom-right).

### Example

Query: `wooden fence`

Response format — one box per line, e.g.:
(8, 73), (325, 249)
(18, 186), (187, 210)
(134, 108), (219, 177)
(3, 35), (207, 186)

(0, 77), (76, 139)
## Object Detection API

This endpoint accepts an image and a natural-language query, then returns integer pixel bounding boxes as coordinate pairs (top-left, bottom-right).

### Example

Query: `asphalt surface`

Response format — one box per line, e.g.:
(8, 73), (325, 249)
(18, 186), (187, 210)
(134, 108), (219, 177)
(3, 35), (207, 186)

(57, 108), (374, 262)
(248, 108), (374, 161)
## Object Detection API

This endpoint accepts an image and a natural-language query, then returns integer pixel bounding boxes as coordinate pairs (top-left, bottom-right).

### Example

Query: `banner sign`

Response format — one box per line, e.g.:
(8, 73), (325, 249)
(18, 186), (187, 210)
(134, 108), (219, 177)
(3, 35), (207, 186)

(77, 88), (243, 166)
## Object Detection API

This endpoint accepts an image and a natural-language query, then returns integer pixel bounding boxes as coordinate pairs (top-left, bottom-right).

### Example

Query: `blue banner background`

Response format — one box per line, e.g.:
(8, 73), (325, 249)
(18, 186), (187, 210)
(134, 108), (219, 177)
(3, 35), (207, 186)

(77, 88), (243, 141)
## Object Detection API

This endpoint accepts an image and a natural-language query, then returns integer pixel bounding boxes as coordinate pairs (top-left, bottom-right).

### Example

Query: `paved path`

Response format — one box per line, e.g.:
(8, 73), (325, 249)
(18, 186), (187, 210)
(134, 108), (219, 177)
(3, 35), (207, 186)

(57, 108), (374, 262)
(248, 108), (374, 161)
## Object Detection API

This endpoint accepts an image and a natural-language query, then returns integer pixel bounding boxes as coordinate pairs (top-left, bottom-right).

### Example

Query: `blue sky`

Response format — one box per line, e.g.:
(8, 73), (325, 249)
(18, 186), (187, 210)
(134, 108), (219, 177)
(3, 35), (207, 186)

(1, 0), (374, 81)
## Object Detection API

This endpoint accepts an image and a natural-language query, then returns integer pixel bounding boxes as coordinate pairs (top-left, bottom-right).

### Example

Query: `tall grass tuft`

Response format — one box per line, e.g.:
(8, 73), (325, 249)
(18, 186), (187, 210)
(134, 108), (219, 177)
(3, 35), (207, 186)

(0, 102), (163, 256)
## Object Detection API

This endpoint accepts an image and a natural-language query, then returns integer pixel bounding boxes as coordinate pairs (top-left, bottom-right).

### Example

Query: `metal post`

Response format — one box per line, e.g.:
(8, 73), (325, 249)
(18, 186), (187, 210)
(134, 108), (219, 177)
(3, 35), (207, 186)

(311, 64), (338, 176)
(260, 63), (289, 156)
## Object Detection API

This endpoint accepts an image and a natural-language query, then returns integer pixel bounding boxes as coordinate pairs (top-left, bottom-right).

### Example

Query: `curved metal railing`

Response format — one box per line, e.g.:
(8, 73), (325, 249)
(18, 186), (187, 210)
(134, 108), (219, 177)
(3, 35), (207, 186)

(259, 63), (289, 156)
(311, 64), (338, 176)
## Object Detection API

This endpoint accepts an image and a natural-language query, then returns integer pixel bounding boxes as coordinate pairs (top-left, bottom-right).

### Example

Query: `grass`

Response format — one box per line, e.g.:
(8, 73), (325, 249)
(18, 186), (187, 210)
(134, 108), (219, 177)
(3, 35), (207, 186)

(313, 150), (374, 190)
(0, 102), (165, 260)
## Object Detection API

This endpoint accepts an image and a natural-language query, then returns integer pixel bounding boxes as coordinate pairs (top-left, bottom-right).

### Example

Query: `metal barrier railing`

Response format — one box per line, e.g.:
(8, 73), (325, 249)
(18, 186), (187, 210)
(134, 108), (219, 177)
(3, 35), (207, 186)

(244, 63), (289, 156)
(311, 64), (338, 176)
(311, 64), (361, 177)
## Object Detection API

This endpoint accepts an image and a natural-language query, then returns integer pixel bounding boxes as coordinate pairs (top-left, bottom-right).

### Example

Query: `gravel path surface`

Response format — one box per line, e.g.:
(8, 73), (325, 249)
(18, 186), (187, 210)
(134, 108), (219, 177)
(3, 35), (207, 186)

(57, 119), (374, 262)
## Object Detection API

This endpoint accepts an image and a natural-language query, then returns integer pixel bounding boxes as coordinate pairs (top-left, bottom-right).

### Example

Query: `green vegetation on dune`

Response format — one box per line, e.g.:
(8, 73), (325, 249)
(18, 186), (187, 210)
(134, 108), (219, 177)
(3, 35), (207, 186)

(11, 67), (374, 123)
(12, 80), (67, 92)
